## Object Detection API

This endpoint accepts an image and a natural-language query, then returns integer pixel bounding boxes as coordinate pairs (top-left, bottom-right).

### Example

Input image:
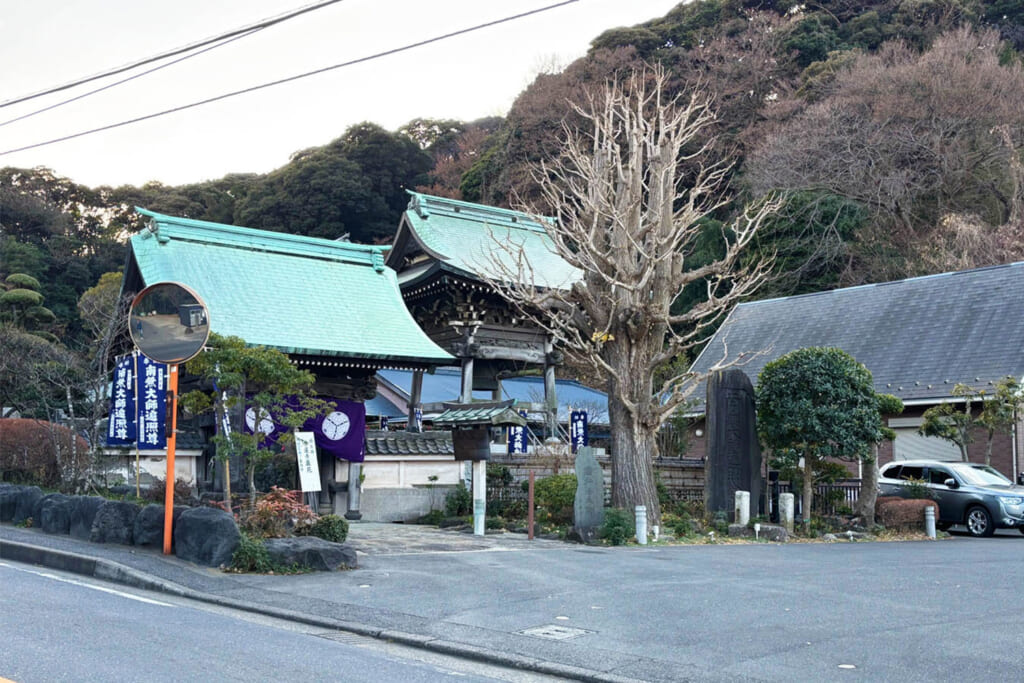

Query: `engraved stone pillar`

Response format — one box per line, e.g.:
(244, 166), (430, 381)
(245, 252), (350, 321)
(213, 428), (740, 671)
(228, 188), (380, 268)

(705, 369), (763, 521)
(734, 490), (750, 526)
(472, 459), (486, 536)
(543, 338), (558, 439)
(780, 493), (795, 533)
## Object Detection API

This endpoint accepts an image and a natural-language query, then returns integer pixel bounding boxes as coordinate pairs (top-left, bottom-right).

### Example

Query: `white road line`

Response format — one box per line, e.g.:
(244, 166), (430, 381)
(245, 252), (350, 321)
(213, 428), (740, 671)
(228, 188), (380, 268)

(0, 561), (175, 607)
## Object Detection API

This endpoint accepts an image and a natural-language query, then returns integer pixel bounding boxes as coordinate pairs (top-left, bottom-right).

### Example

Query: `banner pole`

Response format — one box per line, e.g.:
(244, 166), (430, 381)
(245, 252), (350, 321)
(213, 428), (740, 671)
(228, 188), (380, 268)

(133, 351), (141, 499)
(163, 364), (179, 555)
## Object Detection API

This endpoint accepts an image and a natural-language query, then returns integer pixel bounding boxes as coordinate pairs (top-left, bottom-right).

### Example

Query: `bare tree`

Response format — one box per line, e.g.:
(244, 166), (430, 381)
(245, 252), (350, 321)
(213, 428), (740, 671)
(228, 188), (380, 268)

(486, 65), (780, 525)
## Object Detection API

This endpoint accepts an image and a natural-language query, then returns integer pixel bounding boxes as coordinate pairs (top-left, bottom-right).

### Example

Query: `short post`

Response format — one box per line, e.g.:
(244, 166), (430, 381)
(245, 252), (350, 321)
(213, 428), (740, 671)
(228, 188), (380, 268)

(734, 490), (750, 526)
(924, 504), (936, 539)
(472, 459), (486, 536)
(635, 505), (648, 545)
(780, 492), (795, 534)
(527, 470), (535, 540)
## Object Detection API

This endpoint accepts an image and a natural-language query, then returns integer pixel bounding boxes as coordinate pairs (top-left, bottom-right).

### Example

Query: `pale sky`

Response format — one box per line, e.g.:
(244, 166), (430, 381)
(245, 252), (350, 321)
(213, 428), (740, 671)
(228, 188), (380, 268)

(0, 0), (681, 188)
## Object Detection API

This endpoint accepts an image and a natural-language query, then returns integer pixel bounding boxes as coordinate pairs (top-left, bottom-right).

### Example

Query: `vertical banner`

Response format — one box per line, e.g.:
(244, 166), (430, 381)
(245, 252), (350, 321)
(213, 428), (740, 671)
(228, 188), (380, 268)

(379, 415), (389, 431)
(106, 354), (136, 445)
(414, 407), (423, 432)
(507, 410), (529, 454)
(570, 409), (588, 454)
(137, 355), (167, 450)
(294, 431), (322, 493)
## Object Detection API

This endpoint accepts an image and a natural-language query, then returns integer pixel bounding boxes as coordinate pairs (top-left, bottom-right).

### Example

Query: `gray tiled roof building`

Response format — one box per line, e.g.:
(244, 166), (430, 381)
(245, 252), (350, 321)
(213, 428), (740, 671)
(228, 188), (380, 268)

(688, 262), (1024, 412)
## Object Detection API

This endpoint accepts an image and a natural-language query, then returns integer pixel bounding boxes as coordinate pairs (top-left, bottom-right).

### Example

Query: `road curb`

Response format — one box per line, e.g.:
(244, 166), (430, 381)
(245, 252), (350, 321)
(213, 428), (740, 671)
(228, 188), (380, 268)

(0, 537), (644, 683)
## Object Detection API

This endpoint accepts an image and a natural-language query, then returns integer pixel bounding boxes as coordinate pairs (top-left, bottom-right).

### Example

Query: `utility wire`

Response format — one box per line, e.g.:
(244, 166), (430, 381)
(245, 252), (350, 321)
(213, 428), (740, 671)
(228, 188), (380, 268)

(0, 0), (578, 157)
(0, 30), (261, 129)
(0, 0), (345, 110)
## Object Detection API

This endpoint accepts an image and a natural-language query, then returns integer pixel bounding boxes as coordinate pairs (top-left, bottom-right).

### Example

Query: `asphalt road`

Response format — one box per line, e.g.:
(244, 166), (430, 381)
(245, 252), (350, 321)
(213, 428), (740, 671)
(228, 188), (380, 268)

(234, 532), (1024, 682)
(0, 560), (556, 683)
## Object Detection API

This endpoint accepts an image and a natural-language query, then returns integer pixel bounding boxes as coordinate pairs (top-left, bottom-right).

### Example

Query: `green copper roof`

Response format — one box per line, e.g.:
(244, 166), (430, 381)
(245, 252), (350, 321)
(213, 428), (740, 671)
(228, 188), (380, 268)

(400, 192), (581, 290)
(128, 208), (453, 365)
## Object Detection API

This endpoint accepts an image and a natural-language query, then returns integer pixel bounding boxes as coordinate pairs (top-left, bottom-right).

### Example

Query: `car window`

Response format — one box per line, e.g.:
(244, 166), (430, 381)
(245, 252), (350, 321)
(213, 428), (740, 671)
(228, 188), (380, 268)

(928, 468), (952, 484)
(880, 465), (901, 479)
(899, 466), (924, 480)
(956, 465), (1012, 486)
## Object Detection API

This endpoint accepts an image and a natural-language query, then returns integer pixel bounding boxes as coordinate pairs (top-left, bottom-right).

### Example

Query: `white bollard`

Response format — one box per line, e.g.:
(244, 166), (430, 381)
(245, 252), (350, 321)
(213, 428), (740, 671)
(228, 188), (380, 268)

(734, 490), (751, 526)
(635, 505), (648, 545)
(924, 504), (936, 539)
(780, 493), (795, 534)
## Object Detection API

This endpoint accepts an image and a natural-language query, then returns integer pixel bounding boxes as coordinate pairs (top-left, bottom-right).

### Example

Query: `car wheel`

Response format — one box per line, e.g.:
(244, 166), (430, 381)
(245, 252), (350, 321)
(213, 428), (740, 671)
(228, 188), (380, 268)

(965, 506), (995, 537)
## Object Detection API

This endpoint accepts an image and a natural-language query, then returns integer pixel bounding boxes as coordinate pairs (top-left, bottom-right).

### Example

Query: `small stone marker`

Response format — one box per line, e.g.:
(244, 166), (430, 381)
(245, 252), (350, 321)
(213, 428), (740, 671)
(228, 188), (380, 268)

(734, 490), (750, 526)
(572, 447), (604, 543)
(705, 369), (763, 521)
(779, 492), (795, 533)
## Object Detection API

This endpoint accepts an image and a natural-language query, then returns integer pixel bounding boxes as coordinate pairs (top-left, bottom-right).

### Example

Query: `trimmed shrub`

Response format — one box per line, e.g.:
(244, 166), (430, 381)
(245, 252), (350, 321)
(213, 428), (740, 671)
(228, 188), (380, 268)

(876, 498), (938, 532)
(241, 487), (317, 539)
(445, 483), (472, 517)
(297, 514), (349, 543)
(231, 533), (274, 573)
(600, 507), (633, 546)
(534, 474), (577, 524)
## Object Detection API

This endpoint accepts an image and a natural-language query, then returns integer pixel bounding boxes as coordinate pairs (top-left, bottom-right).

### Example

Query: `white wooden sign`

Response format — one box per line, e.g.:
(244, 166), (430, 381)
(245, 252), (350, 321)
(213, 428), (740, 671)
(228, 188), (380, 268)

(294, 431), (321, 493)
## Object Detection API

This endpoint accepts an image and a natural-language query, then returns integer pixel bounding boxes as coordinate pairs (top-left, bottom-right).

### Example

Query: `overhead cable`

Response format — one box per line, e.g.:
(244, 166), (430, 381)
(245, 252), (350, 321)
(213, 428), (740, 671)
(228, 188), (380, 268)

(0, 0), (345, 110)
(0, 0), (578, 157)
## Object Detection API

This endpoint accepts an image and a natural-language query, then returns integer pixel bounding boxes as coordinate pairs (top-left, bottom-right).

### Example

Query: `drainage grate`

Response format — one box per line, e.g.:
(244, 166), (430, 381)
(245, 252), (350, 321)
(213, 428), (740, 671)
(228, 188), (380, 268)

(314, 631), (366, 645)
(517, 624), (595, 640)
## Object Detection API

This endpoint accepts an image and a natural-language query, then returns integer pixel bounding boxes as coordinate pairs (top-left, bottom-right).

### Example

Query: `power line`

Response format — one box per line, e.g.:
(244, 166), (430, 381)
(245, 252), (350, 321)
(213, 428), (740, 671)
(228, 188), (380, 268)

(0, 30), (261, 129)
(0, 0), (578, 158)
(0, 0), (345, 110)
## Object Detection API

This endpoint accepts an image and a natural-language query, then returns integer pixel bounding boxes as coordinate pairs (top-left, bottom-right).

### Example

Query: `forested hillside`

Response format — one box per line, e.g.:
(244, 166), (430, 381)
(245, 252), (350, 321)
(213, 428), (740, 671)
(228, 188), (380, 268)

(2, 0), (1023, 350)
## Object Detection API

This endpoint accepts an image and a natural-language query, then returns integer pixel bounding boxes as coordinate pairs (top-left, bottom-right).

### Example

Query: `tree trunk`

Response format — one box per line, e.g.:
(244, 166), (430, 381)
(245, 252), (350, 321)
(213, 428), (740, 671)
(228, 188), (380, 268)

(856, 446), (880, 527)
(608, 377), (661, 528)
(802, 457), (814, 533)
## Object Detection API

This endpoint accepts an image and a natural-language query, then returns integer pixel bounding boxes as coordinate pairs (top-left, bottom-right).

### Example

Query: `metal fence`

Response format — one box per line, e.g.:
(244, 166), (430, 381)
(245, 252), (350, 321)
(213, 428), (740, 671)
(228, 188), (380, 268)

(778, 481), (861, 517)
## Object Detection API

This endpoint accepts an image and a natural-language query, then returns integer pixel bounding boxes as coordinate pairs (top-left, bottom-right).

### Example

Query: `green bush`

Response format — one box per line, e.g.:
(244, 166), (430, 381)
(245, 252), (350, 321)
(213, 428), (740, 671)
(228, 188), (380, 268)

(231, 533), (274, 572)
(417, 509), (445, 526)
(297, 514), (349, 543)
(445, 483), (472, 516)
(485, 516), (505, 530)
(534, 474), (577, 523)
(600, 507), (633, 546)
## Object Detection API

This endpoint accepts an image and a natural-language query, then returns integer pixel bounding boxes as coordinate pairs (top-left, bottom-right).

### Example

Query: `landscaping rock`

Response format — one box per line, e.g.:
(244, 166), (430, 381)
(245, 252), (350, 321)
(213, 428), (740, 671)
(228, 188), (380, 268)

(263, 537), (357, 571)
(69, 496), (106, 540)
(0, 485), (25, 522)
(90, 501), (141, 544)
(174, 506), (240, 567)
(728, 522), (789, 542)
(13, 486), (43, 525)
(133, 504), (187, 548)
(38, 494), (73, 534)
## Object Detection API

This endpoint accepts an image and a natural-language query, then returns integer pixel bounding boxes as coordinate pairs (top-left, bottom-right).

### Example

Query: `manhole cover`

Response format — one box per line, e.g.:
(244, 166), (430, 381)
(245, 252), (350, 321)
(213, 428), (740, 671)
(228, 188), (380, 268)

(517, 625), (595, 640)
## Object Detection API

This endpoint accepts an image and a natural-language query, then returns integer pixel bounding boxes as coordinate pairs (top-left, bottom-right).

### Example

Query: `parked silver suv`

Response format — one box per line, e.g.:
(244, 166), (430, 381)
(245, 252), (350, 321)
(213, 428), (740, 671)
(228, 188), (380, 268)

(878, 460), (1024, 537)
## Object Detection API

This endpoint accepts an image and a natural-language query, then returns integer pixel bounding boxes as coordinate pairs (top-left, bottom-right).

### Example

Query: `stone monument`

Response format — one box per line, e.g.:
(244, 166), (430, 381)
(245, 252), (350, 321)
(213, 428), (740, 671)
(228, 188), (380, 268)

(704, 369), (763, 521)
(572, 446), (605, 543)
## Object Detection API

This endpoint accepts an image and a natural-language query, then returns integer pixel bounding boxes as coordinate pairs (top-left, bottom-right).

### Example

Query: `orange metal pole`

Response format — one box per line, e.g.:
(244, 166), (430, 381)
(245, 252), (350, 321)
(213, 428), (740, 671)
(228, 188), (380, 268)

(163, 365), (178, 555)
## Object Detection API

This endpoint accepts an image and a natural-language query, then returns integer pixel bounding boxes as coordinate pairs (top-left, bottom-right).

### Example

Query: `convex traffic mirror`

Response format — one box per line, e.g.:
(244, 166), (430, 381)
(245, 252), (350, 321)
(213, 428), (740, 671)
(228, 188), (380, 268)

(129, 282), (210, 364)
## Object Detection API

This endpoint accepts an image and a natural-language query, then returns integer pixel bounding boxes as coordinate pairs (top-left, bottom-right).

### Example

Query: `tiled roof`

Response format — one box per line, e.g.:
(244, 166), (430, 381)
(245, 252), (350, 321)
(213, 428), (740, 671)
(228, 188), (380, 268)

(364, 430), (453, 456)
(433, 401), (529, 427)
(127, 209), (452, 365)
(395, 192), (580, 290)
(688, 262), (1024, 410)
(376, 367), (609, 424)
